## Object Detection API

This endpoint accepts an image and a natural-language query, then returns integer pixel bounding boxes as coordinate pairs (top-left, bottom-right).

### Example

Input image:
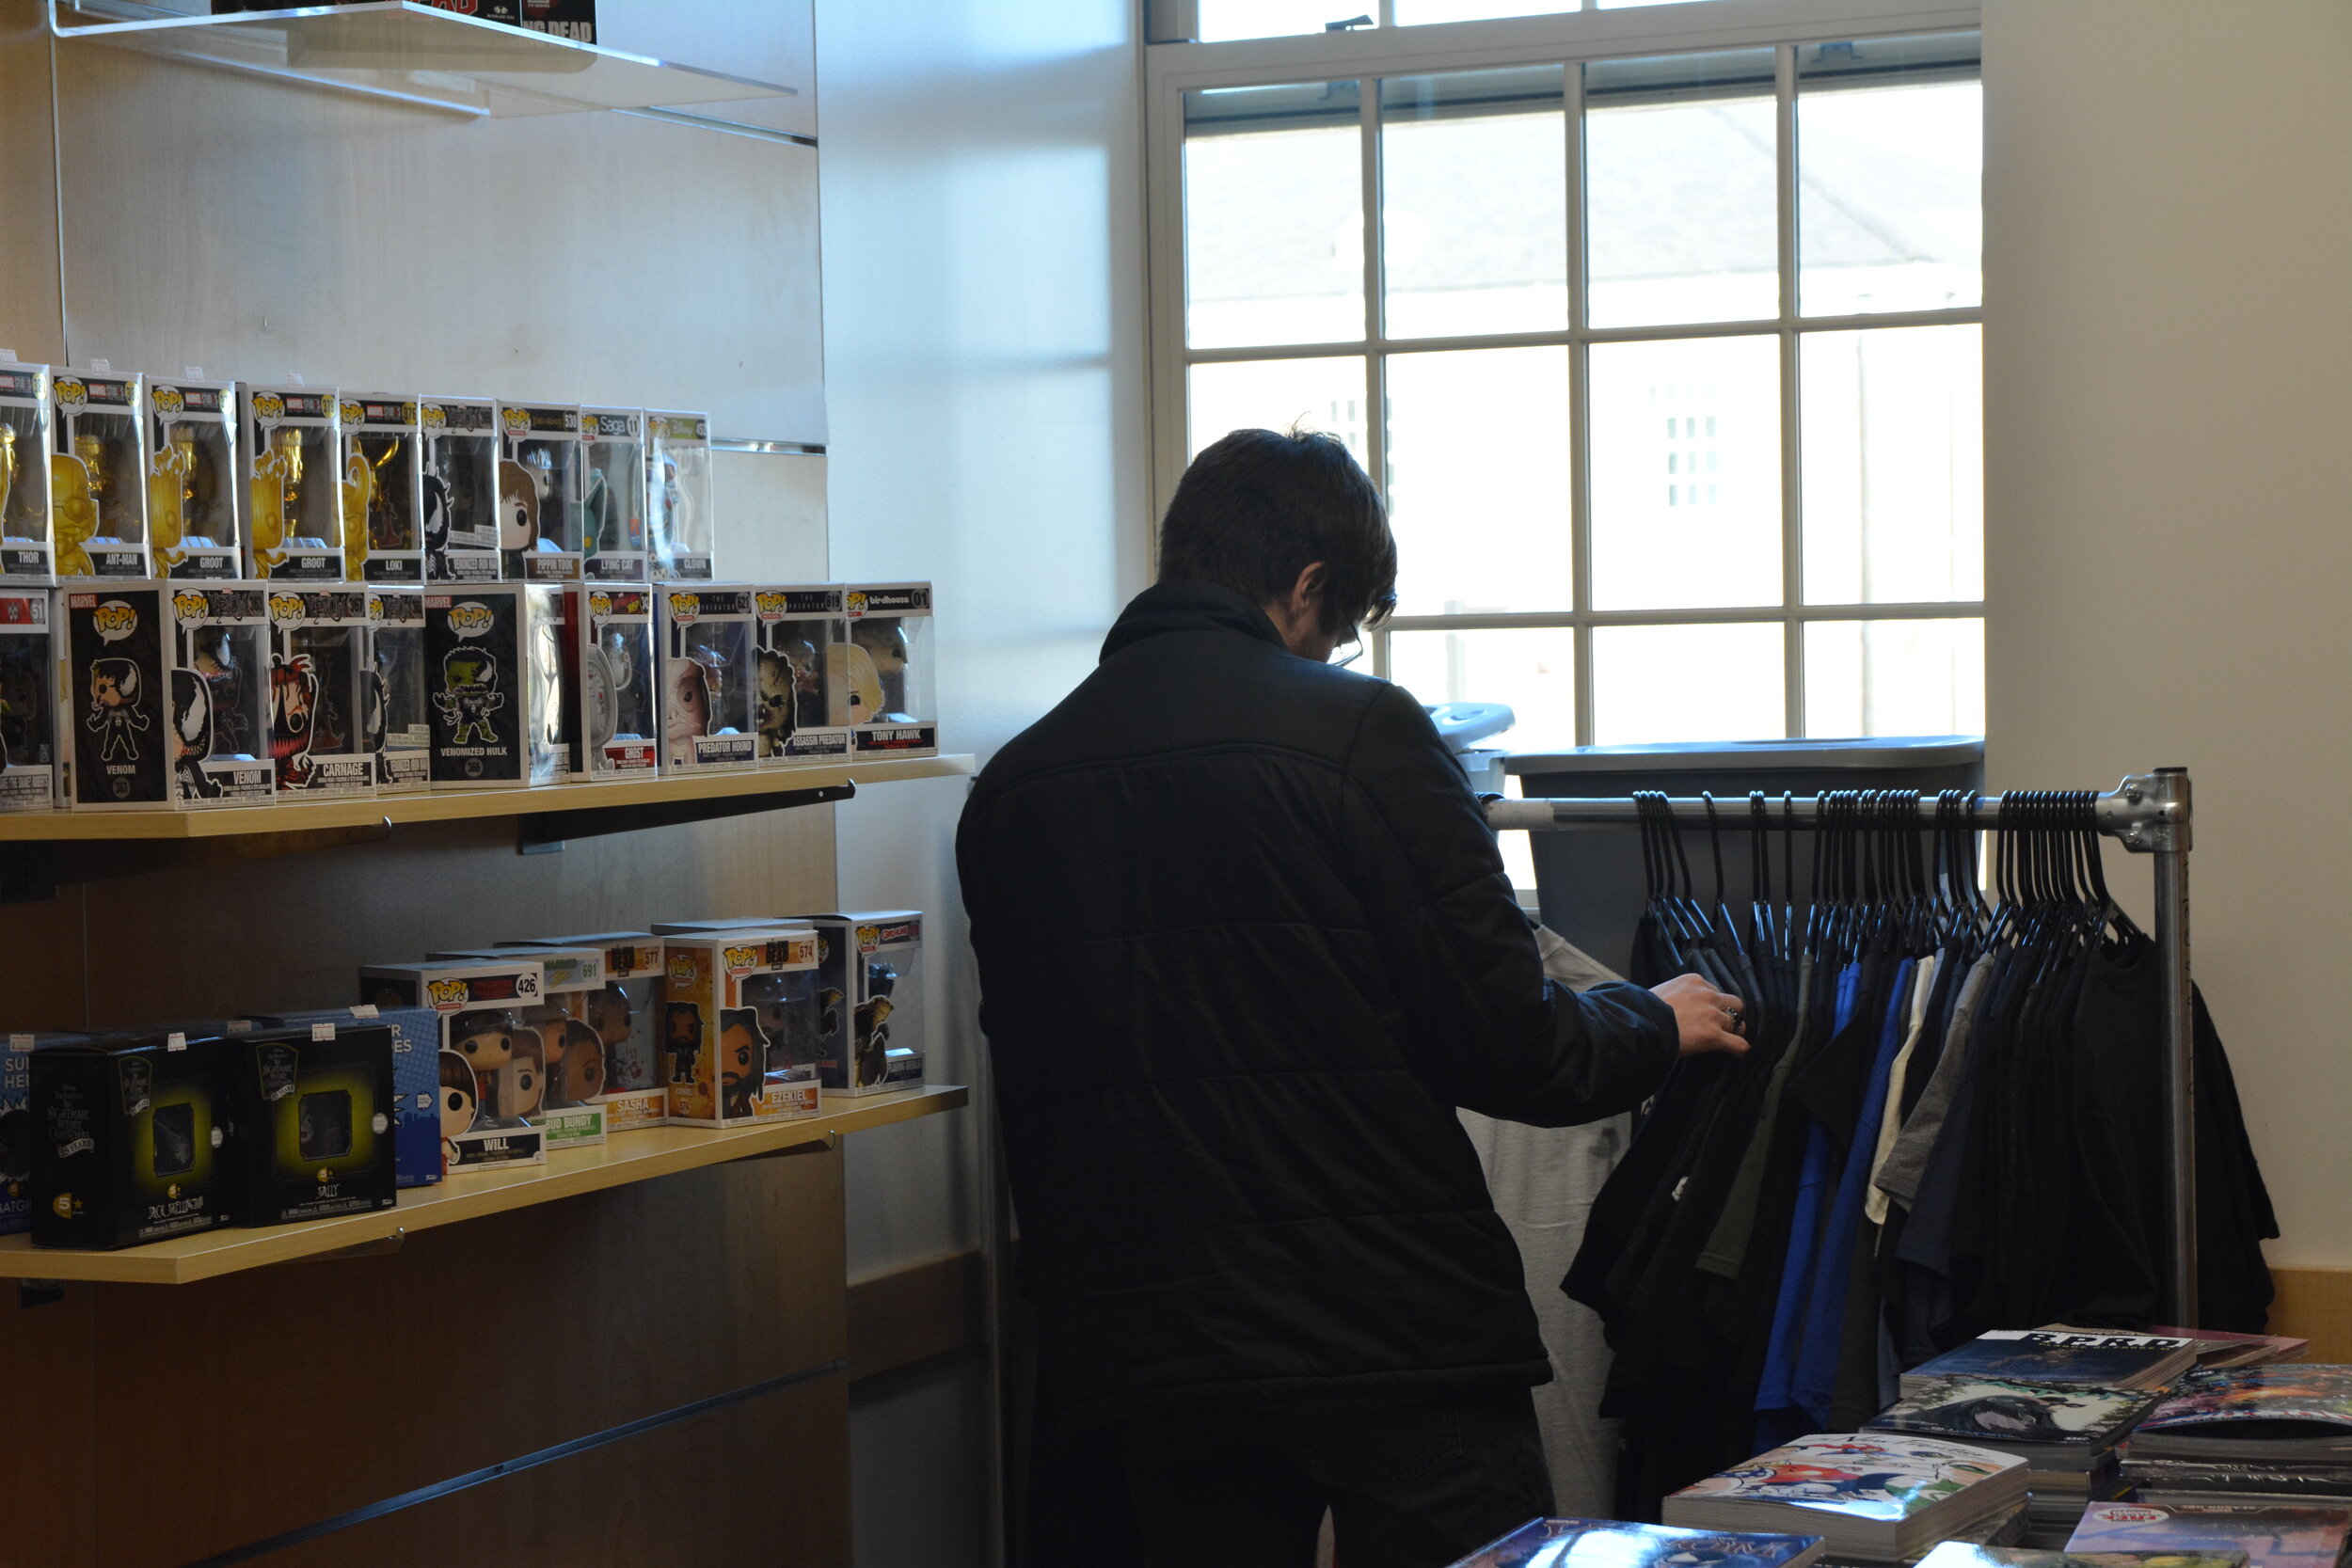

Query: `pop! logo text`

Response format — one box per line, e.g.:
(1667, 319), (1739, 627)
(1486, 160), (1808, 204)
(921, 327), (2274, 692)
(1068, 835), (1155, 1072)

(667, 593), (700, 623)
(151, 386), (184, 416)
(669, 954), (698, 985)
(169, 591), (209, 626)
(252, 391), (285, 421)
(92, 600), (140, 642)
(588, 592), (612, 623)
(502, 407), (530, 432)
(268, 592), (306, 624)
(447, 601), (494, 639)
(845, 592), (867, 616)
(723, 944), (761, 974)
(426, 977), (470, 1010)
(56, 377), (87, 409)
(421, 404), (447, 430)
(755, 592), (787, 618)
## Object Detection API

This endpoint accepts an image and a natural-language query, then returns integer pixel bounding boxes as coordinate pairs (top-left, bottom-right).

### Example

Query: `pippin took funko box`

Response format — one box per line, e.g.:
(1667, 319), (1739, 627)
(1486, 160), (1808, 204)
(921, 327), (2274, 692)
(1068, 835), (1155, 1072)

(144, 373), (241, 580)
(341, 393), (424, 585)
(358, 958), (548, 1173)
(368, 585), (430, 793)
(0, 361), (56, 585)
(645, 410), (713, 581)
(648, 924), (823, 1128)
(580, 406), (648, 582)
(791, 911), (927, 1095)
(227, 1020), (398, 1226)
(431, 944), (607, 1149)
(62, 582), (275, 811)
(581, 585), (659, 777)
(267, 587), (377, 799)
(52, 367), (151, 581)
(755, 585), (850, 765)
(844, 583), (937, 759)
(659, 585), (757, 773)
(31, 1028), (240, 1249)
(500, 932), (667, 1130)
(0, 590), (58, 812)
(420, 395), (501, 585)
(241, 384), (345, 581)
(497, 401), (583, 584)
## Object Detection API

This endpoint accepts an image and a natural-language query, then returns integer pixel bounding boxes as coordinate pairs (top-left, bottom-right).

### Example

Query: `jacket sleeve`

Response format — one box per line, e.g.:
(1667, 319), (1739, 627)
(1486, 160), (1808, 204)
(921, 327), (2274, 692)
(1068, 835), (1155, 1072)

(1343, 681), (1679, 1127)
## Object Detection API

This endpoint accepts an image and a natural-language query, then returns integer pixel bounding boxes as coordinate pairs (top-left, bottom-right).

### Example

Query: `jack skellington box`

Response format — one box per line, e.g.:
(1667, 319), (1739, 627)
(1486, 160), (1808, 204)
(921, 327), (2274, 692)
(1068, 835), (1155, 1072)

(659, 585), (757, 773)
(580, 406), (649, 582)
(0, 590), (57, 812)
(2, 1032), (85, 1234)
(243, 1006), (441, 1189)
(144, 373), (241, 580)
(358, 958), (548, 1173)
(267, 587), (377, 799)
(499, 932), (667, 1130)
(647, 923), (824, 1128)
(754, 584), (850, 765)
(496, 401), (583, 584)
(51, 367), (151, 581)
(420, 395), (501, 585)
(340, 393), (424, 585)
(30, 1029), (240, 1249)
(0, 361), (55, 585)
(240, 383), (345, 581)
(581, 585), (658, 776)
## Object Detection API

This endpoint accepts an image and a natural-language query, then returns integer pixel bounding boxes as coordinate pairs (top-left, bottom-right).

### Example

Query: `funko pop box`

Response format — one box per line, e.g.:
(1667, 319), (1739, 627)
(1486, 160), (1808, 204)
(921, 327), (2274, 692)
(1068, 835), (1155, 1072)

(794, 911), (927, 1096)
(419, 394), (501, 585)
(51, 366), (151, 581)
(241, 383), (345, 582)
(267, 586), (376, 800)
(754, 585), (850, 766)
(224, 1020), (397, 1226)
(579, 406), (648, 583)
(659, 585), (757, 773)
(368, 584), (430, 794)
(645, 409), (712, 581)
(431, 944), (607, 1150)
(358, 958), (548, 1173)
(243, 1006), (443, 1191)
(62, 582), (276, 811)
(0, 589), (58, 812)
(0, 360), (56, 585)
(497, 401), (583, 584)
(424, 582), (565, 788)
(31, 1029), (241, 1250)
(580, 585), (659, 778)
(499, 932), (667, 1131)
(844, 582), (937, 760)
(647, 923), (823, 1128)
(144, 372), (241, 581)
(2, 1032), (87, 1235)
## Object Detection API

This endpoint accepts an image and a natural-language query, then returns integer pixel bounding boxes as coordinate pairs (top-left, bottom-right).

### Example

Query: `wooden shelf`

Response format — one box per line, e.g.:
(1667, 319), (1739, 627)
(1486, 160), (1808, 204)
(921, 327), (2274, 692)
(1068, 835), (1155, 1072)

(0, 754), (975, 843)
(0, 1084), (966, 1285)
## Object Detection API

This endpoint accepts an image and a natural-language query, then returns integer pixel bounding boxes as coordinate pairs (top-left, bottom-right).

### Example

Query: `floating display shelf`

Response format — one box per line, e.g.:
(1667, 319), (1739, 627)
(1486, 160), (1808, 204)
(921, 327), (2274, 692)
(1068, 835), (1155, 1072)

(0, 1084), (966, 1285)
(50, 0), (797, 120)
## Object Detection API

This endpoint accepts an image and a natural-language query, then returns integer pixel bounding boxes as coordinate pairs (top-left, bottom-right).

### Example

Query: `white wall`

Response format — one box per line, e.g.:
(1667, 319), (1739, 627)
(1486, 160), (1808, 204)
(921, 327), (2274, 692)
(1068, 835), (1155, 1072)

(812, 2), (1152, 1560)
(1982, 1), (2352, 1268)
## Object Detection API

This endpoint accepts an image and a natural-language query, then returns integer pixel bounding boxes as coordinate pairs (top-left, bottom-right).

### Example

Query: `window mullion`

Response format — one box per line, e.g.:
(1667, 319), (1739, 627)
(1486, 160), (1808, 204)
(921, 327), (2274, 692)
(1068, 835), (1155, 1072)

(1362, 75), (1390, 679)
(1566, 60), (1596, 748)
(1776, 40), (1805, 739)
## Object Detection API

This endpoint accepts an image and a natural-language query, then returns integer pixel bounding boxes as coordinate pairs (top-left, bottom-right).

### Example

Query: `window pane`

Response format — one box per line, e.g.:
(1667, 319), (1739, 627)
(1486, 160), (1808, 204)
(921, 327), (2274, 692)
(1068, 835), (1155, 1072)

(1386, 626), (1576, 743)
(1380, 70), (1567, 339)
(1198, 1), (1376, 41)
(1184, 83), (1365, 349)
(1188, 357), (1370, 465)
(1395, 1), (1572, 24)
(1386, 347), (1572, 614)
(1798, 37), (1981, 315)
(1800, 325), (1982, 604)
(1591, 623), (1784, 743)
(1803, 618), (1983, 737)
(1584, 51), (1778, 327)
(1587, 334), (1781, 610)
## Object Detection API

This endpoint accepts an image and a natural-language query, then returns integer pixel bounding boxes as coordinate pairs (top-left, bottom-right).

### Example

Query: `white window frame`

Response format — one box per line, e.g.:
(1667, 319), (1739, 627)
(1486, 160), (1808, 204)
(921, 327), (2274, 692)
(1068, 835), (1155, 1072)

(1145, 0), (1985, 744)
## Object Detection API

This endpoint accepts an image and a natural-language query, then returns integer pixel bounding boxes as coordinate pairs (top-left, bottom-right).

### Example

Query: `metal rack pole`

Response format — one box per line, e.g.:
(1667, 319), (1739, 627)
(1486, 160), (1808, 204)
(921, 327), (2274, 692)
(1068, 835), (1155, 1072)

(1486, 768), (2201, 1325)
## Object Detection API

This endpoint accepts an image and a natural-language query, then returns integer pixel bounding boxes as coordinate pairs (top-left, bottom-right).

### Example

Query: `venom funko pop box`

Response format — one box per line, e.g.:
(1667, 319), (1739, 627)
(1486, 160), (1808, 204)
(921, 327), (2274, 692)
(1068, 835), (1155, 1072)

(420, 395), (501, 585)
(358, 957), (548, 1173)
(62, 582), (275, 811)
(30, 1029), (241, 1249)
(0, 1032), (83, 1234)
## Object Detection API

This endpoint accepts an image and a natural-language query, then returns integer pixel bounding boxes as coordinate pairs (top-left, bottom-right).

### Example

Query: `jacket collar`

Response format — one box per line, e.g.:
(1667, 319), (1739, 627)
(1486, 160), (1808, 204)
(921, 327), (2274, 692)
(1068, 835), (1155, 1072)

(1100, 580), (1286, 664)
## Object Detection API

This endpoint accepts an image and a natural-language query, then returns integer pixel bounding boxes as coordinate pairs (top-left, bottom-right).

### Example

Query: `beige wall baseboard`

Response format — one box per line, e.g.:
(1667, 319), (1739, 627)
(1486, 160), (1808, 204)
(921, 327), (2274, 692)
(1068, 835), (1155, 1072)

(2266, 1268), (2352, 1363)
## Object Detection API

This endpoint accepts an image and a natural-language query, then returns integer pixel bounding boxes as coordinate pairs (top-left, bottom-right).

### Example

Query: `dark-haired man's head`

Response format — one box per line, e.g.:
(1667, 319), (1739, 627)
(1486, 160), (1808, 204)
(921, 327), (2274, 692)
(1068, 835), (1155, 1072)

(1157, 428), (1398, 662)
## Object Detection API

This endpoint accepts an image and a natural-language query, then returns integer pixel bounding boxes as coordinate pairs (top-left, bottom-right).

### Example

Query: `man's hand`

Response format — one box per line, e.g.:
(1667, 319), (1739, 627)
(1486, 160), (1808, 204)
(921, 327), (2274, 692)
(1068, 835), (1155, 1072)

(1652, 973), (1749, 1057)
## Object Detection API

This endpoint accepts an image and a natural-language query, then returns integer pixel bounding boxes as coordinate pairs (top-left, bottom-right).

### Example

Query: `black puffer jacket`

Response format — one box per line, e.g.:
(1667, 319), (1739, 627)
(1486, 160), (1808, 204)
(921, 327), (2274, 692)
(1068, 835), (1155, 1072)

(957, 582), (1677, 1428)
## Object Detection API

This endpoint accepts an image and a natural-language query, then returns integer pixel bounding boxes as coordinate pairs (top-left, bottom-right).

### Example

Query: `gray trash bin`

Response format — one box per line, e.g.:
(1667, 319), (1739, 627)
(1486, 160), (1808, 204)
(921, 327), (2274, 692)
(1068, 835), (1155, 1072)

(1504, 736), (1984, 980)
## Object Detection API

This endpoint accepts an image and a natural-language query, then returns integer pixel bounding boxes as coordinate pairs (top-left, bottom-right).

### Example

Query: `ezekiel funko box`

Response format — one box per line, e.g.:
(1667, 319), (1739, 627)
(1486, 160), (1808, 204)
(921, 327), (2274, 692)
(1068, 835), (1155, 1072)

(358, 958), (548, 1173)
(30, 1029), (240, 1250)
(227, 1020), (398, 1226)
(647, 923), (823, 1128)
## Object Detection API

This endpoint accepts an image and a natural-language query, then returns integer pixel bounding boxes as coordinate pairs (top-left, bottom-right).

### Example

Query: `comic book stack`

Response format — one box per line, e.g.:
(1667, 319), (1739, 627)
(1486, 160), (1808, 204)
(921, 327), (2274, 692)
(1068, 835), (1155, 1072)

(2119, 1366), (2352, 1506)
(1661, 1434), (2031, 1565)
(1867, 1378), (2157, 1544)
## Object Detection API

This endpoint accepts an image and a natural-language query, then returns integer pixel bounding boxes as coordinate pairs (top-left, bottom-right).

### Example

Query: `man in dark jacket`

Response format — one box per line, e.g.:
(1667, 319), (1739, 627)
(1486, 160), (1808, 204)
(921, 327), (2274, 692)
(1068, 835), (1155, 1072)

(958, 429), (1746, 1568)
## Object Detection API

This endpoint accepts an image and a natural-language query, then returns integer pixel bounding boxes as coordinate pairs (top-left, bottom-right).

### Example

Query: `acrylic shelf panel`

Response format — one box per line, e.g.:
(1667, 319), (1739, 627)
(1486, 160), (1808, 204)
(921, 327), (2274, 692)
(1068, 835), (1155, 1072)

(0, 753), (976, 842)
(50, 0), (796, 120)
(0, 1083), (966, 1284)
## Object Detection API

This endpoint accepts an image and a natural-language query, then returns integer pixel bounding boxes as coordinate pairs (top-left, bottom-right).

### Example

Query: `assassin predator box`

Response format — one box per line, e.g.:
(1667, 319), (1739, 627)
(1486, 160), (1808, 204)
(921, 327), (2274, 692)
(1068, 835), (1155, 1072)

(423, 583), (564, 787)
(0, 590), (58, 812)
(227, 1020), (398, 1226)
(497, 401), (583, 584)
(755, 584), (850, 765)
(61, 582), (275, 810)
(243, 1006), (442, 1190)
(580, 585), (659, 778)
(52, 367), (151, 581)
(790, 911), (926, 1095)
(660, 584), (757, 773)
(646, 410), (713, 581)
(358, 957), (548, 1173)
(267, 586), (377, 799)
(499, 933), (667, 1130)
(143, 373), (241, 580)
(647, 923), (824, 1127)
(0, 360), (55, 585)
(430, 945), (607, 1149)
(580, 406), (649, 582)
(341, 393), (424, 586)
(368, 585), (430, 794)
(844, 582), (937, 759)
(241, 384), (345, 581)
(31, 1029), (240, 1249)
(420, 395), (502, 585)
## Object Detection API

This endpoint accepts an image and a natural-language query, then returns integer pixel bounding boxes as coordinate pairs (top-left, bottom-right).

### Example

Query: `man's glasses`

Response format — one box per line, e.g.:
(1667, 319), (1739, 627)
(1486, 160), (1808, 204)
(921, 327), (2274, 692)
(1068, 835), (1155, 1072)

(1332, 630), (1364, 670)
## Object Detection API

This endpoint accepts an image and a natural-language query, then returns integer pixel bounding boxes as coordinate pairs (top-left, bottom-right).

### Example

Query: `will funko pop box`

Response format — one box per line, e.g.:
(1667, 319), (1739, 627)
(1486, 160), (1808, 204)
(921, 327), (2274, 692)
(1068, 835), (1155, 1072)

(358, 958), (548, 1172)
(431, 944), (607, 1150)
(228, 1021), (398, 1226)
(647, 924), (823, 1128)
(31, 1030), (241, 1249)
(500, 932), (667, 1130)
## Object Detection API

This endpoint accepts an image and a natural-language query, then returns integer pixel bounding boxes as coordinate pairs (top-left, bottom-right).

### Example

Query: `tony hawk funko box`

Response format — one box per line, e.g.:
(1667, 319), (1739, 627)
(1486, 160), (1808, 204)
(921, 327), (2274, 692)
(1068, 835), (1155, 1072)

(30, 1028), (241, 1249)
(499, 932), (667, 1130)
(358, 957), (548, 1173)
(646, 923), (823, 1128)
(227, 1020), (398, 1226)
(844, 582), (936, 759)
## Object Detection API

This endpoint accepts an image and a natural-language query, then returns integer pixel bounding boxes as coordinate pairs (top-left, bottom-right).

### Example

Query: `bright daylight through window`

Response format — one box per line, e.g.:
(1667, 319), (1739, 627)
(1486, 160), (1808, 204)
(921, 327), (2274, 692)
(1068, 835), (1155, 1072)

(1172, 27), (1984, 751)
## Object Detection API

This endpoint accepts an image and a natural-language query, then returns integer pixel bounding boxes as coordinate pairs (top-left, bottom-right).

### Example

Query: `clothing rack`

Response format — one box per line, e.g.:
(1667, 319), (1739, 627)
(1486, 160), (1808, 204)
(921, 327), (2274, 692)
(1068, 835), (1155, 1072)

(1486, 768), (2201, 1325)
